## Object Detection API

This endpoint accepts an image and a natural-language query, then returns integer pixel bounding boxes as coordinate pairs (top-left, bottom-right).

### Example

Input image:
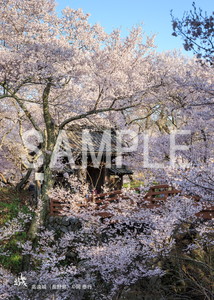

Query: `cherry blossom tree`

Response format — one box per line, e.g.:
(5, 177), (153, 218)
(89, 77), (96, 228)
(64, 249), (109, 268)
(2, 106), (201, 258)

(1, 180), (207, 300)
(0, 1), (213, 299)
(0, 0), (159, 237)
(116, 51), (214, 219)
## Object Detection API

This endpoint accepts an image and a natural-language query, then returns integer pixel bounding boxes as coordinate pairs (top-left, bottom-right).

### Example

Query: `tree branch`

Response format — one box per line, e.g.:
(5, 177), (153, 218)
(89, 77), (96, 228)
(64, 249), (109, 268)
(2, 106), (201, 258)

(59, 103), (140, 129)
(0, 89), (41, 133)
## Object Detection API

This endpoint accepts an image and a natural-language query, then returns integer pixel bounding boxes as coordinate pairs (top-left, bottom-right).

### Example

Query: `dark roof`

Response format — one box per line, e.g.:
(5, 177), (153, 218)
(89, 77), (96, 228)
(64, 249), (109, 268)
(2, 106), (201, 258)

(66, 126), (118, 155)
(108, 165), (133, 175)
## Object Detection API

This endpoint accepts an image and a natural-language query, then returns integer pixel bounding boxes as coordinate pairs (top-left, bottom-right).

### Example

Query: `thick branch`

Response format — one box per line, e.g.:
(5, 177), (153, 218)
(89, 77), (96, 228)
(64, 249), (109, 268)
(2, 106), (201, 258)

(42, 81), (53, 128)
(16, 168), (33, 192)
(188, 102), (214, 107)
(59, 103), (140, 129)
(42, 81), (56, 150)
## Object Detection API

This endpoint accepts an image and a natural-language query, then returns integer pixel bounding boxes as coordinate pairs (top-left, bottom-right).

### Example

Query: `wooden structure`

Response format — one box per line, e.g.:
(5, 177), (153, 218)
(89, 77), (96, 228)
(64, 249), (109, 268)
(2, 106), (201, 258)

(56, 126), (133, 193)
(143, 184), (181, 202)
(50, 184), (214, 220)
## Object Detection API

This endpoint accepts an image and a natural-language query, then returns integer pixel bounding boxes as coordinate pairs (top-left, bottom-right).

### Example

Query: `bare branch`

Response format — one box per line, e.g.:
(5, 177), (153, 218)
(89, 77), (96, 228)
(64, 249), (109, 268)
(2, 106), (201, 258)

(59, 103), (140, 129)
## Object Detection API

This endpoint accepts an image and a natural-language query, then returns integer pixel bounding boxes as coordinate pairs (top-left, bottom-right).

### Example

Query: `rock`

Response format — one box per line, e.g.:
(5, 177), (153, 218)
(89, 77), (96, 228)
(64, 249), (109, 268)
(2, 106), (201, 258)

(61, 218), (70, 226)
(61, 226), (69, 233)
(47, 216), (82, 233)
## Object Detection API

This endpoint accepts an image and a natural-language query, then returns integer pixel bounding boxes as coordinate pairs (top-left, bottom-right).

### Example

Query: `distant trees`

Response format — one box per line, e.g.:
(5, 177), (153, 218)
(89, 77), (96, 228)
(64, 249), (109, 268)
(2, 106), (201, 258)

(171, 2), (214, 64)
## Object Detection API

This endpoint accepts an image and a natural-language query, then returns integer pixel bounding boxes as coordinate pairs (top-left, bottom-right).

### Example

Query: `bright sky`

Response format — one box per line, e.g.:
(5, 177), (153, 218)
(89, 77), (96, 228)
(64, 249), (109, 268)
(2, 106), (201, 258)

(56, 0), (213, 55)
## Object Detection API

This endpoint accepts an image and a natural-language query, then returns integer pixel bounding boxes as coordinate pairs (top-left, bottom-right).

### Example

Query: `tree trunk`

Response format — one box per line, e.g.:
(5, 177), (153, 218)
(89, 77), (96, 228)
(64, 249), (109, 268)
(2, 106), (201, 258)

(28, 81), (58, 239)
(27, 163), (54, 240)
(24, 153), (55, 274)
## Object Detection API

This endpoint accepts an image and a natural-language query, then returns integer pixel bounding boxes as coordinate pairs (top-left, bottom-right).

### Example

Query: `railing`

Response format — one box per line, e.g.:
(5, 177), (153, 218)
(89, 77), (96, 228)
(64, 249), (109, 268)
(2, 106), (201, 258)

(143, 184), (181, 202)
(49, 185), (214, 220)
(87, 190), (123, 203)
(50, 199), (71, 216)
(49, 189), (123, 217)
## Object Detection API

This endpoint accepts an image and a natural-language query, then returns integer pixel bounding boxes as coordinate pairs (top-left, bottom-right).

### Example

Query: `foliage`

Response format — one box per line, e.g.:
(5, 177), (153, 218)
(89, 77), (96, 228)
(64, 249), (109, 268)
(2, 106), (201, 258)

(164, 220), (214, 300)
(0, 188), (33, 273)
(171, 2), (214, 64)
(0, 188), (33, 224)
(0, 186), (213, 299)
